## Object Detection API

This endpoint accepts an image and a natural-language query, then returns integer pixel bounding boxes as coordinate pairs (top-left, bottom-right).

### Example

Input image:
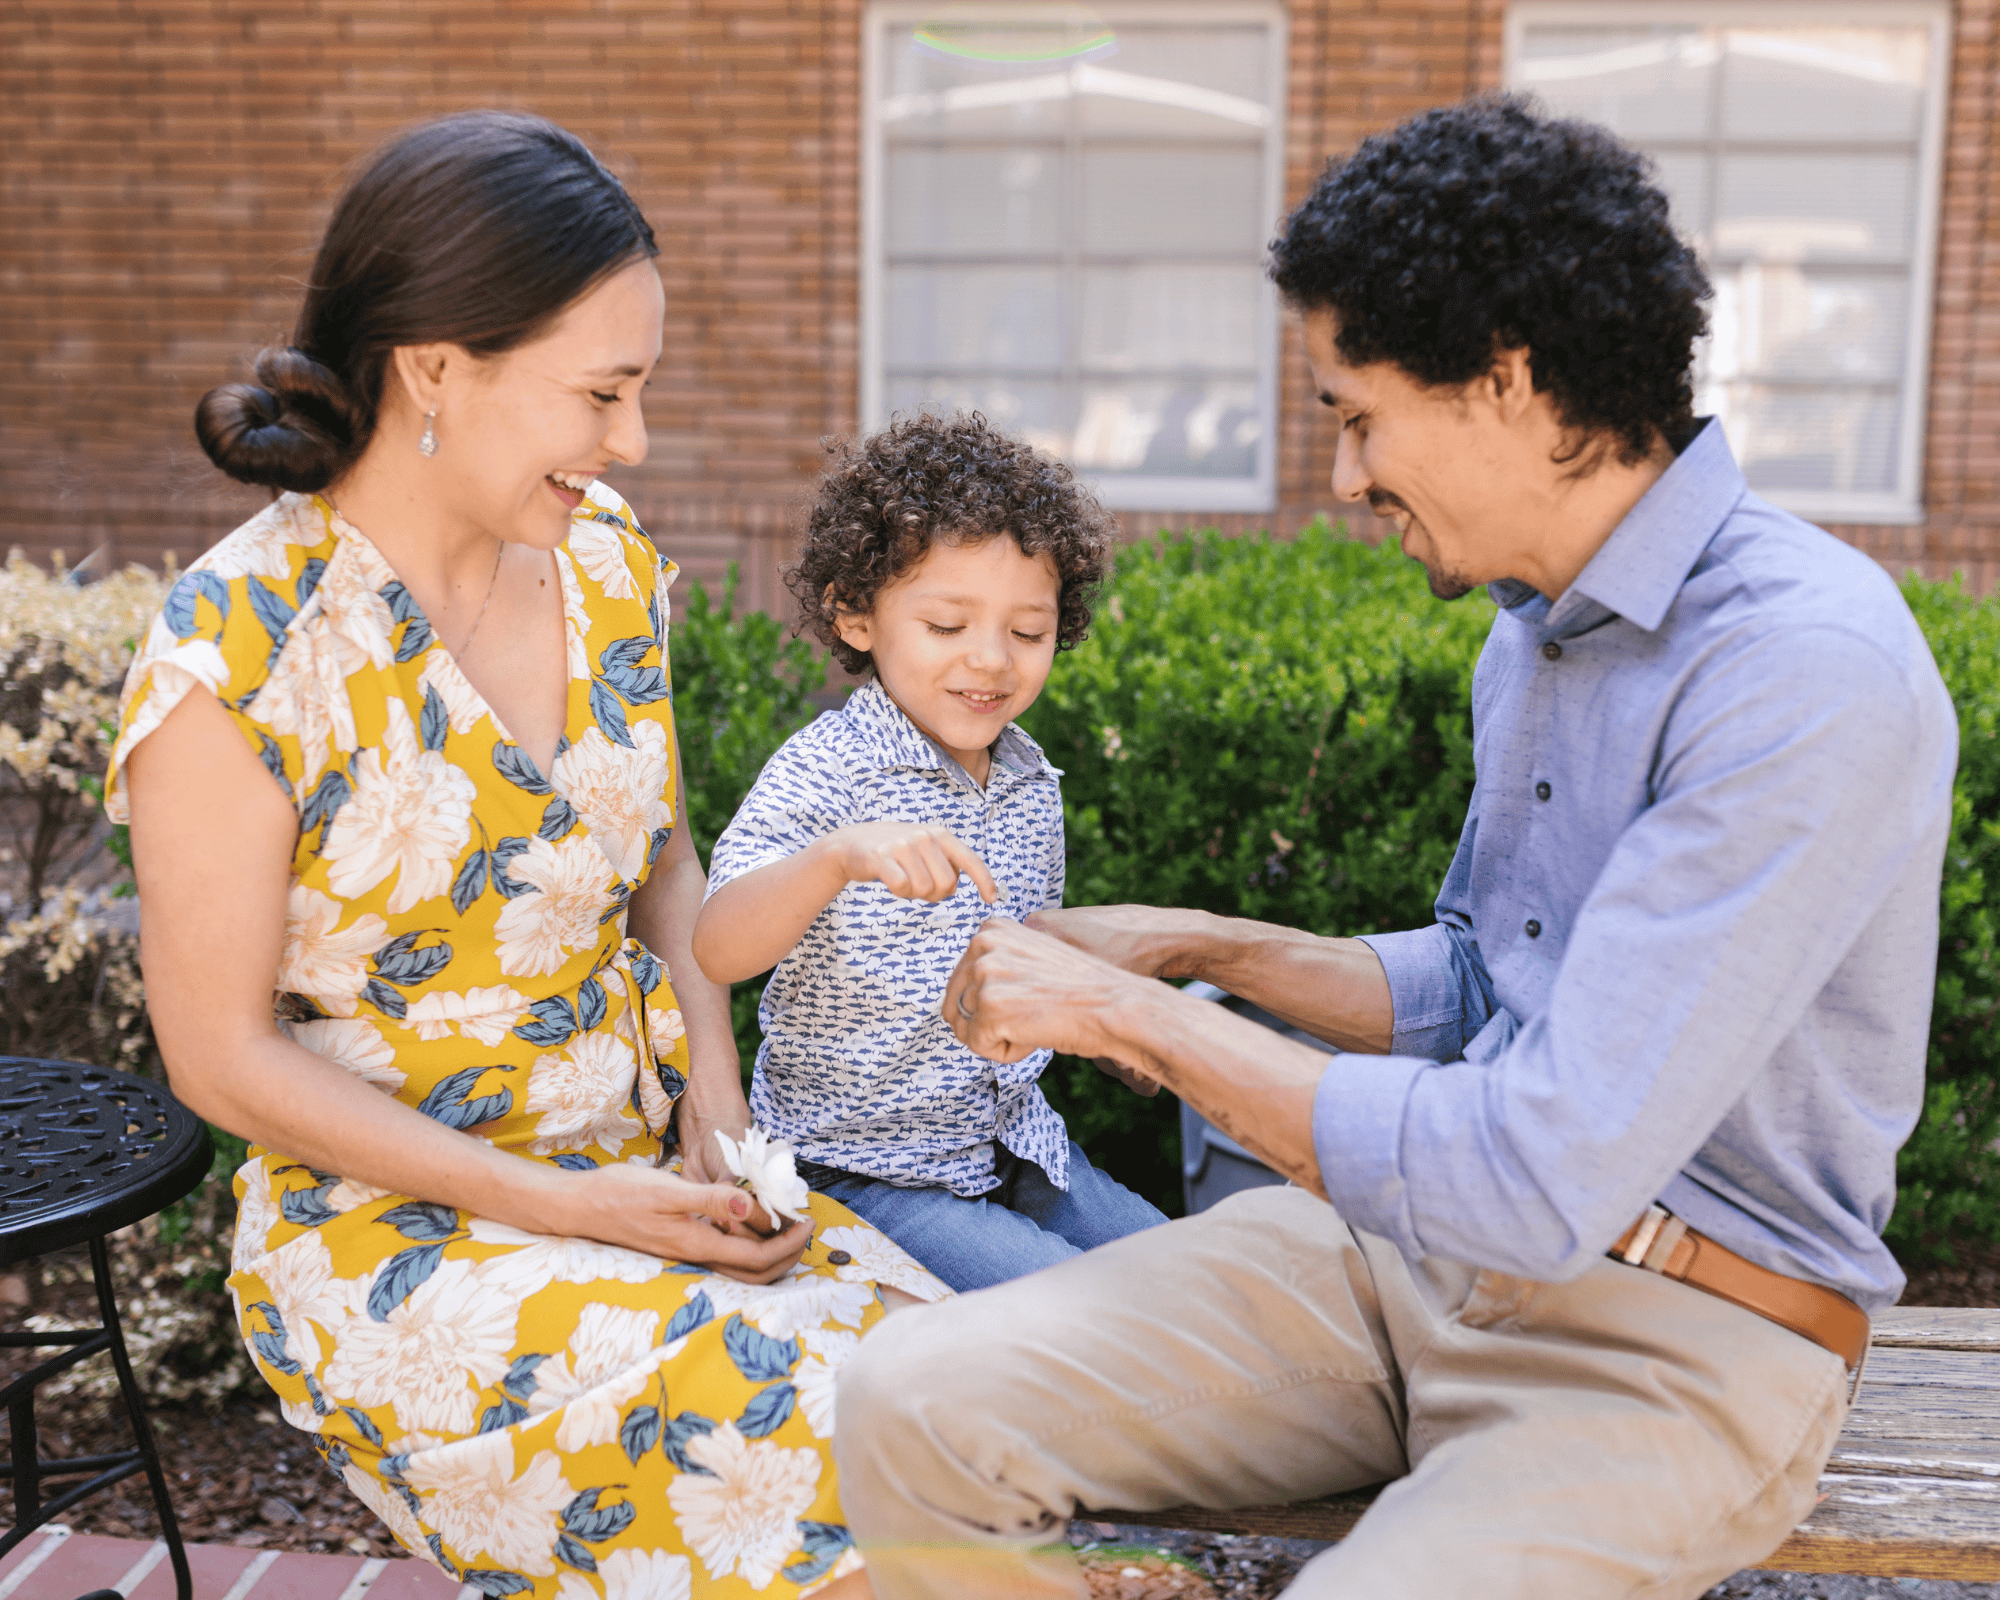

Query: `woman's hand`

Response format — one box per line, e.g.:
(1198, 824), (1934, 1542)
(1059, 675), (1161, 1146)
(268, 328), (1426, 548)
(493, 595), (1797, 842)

(673, 1076), (755, 1188)
(559, 1163), (811, 1283)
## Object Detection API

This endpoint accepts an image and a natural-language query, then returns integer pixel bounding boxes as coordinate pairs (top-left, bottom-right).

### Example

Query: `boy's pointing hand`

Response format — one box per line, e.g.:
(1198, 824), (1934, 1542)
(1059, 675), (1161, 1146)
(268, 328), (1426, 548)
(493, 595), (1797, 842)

(832, 821), (1001, 904)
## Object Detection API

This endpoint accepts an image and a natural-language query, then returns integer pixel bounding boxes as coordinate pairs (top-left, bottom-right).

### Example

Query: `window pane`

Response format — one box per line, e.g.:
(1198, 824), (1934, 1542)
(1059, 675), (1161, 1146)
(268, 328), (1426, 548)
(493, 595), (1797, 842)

(1647, 150), (1711, 241)
(884, 266), (1064, 371)
(1080, 266), (1263, 372)
(888, 376), (1072, 457)
(1713, 154), (1914, 263)
(1515, 26), (1714, 139)
(1708, 266), (1908, 384)
(1714, 384), (1902, 495)
(1075, 28), (1274, 138)
(1719, 28), (1929, 144)
(886, 146), (1064, 257)
(1072, 379), (1263, 477)
(1080, 148), (1266, 255)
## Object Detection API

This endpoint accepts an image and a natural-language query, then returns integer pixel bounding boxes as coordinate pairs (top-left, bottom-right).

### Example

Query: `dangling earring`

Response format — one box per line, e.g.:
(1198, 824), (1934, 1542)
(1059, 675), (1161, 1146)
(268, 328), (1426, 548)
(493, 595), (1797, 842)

(418, 409), (438, 458)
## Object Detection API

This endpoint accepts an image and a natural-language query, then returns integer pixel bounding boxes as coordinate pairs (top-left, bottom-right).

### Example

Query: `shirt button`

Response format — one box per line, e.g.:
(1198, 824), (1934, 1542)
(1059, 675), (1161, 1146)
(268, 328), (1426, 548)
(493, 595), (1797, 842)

(1541, 642), (1563, 661)
(1535, 781), (1552, 801)
(826, 1249), (852, 1266)
(1525, 919), (1542, 939)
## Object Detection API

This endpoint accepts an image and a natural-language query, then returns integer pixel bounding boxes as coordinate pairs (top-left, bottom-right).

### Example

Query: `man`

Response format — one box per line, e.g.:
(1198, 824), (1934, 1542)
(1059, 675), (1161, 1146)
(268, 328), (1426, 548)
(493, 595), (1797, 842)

(831, 96), (1960, 1599)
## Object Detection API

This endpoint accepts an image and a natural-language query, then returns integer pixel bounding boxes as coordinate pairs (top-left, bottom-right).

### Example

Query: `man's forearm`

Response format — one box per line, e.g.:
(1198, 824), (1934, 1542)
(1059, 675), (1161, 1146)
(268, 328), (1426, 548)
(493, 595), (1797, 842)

(1101, 975), (1335, 1195)
(1050, 906), (1396, 1054)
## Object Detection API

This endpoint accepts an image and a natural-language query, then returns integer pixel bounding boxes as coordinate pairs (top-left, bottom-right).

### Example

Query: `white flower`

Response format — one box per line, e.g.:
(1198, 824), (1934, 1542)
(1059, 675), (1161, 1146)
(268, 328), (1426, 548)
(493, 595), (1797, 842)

(524, 1032), (644, 1155)
(465, 1216), (666, 1297)
(401, 984), (532, 1046)
(549, 1302), (666, 1452)
(232, 1158), (281, 1264)
(667, 1421), (820, 1588)
(250, 540), (395, 790)
(321, 1257), (519, 1437)
(199, 497), (306, 580)
(494, 834), (618, 976)
(341, 1459), (428, 1555)
(565, 514), (640, 601)
(324, 697), (477, 914)
(556, 1547), (693, 1600)
(713, 1127), (811, 1227)
(417, 650), (489, 736)
(815, 1226), (954, 1304)
(792, 1326), (859, 1440)
(281, 1394), (322, 1432)
(551, 721), (674, 881)
(328, 1176), (396, 1212)
(402, 1431), (573, 1578)
(285, 1014), (404, 1094)
(250, 1231), (352, 1371)
(277, 885), (389, 1019)
(555, 550), (594, 681)
(690, 1266), (875, 1342)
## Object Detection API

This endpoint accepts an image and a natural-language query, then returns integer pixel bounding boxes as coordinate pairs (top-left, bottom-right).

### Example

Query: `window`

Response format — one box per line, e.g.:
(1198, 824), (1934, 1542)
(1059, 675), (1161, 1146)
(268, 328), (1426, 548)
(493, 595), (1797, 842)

(862, 3), (1288, 512)
(1507, 3), (1950, 523)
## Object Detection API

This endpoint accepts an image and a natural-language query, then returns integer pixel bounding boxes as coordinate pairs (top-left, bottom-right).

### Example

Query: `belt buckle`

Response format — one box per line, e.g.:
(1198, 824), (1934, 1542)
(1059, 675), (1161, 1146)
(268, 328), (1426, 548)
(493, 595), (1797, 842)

(1619, 1203), (1689, 1273)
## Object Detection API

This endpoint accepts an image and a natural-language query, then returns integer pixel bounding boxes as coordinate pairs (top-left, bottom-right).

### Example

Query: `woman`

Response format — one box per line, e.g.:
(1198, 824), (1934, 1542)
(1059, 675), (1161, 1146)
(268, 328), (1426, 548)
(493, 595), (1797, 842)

(108, 112), (944, 1599)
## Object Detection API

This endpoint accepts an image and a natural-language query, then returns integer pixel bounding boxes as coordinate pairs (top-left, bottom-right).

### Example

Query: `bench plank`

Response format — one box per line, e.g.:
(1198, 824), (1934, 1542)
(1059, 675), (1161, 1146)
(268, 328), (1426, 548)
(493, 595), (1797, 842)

(1091, 1311), (2000, 1579)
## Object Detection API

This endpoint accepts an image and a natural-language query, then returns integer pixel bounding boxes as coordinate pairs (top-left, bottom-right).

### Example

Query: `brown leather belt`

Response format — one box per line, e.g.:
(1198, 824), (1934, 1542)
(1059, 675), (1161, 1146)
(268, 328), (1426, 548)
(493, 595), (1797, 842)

(1608, 1204), (1869, 1373)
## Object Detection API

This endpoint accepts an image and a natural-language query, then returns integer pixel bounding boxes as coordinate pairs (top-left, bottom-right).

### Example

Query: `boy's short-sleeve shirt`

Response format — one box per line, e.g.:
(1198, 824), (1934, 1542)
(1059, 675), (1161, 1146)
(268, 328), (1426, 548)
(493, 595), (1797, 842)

(705, 678), (1072, 1195)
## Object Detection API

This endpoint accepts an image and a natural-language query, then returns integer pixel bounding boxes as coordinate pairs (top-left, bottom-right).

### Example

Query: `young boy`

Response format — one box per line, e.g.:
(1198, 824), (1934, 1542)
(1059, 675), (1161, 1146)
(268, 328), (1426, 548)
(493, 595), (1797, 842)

(691, 412), (1167, 1291)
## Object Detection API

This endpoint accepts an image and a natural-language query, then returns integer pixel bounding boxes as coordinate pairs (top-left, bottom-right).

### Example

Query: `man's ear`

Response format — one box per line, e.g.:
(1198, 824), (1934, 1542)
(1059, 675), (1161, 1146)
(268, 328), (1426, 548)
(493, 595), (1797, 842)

(828, 585), (873, 654)
(1486, 345), (1537, 425)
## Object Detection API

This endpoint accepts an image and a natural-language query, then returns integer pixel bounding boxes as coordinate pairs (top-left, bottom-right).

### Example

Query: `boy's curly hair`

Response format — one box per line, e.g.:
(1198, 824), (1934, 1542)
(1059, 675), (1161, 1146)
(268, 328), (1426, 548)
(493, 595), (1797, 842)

(1269, 94), (1711, 465)
(787, 412), (1115, 677)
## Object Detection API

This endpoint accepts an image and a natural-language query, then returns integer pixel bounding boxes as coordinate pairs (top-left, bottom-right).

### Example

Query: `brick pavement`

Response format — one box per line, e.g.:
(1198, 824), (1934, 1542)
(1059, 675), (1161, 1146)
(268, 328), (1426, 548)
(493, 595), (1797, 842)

(0, 1527), (463, 1600)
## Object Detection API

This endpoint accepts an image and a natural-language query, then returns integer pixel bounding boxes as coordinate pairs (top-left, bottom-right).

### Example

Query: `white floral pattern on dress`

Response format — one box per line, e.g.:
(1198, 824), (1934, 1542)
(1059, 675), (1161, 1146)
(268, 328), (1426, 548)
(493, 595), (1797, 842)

(552, 721), (674, 881)
(523, 1031), (645, 1156)
(417, 649), (490, 737)
(401, 984), (533, 1046)
(403, 1431), (575, 1578)
(556, 1546), (694, 1600)
(667, 1421), (821, 1588)
(689, 1267), (875, 1341)
(791, 1326), (858, 1440)
(815, 1226), (952, 1303)
(496, 835), (621, 977)
(323, 697), (477, 915)
(465, 1217), (665, 1298)
(277, 887), (389, 1019)
(321, 1257), (520, 1437)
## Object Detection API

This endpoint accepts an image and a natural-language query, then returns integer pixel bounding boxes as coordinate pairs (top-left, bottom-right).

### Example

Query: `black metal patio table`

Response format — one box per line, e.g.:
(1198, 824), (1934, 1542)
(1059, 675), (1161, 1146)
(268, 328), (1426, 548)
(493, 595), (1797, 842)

(0, 1058), (212, 1600)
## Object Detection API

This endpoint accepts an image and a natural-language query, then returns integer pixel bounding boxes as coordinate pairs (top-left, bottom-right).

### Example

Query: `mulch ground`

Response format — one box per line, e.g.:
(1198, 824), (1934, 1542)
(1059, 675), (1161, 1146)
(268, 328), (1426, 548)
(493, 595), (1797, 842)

(5, 1238), (1998, 1599)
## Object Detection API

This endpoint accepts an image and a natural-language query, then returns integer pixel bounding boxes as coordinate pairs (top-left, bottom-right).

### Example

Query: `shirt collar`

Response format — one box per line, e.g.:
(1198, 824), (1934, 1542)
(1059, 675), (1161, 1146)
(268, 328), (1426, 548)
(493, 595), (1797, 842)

(841, 678), (1060, 787)
(1490, 418), (1746, 635)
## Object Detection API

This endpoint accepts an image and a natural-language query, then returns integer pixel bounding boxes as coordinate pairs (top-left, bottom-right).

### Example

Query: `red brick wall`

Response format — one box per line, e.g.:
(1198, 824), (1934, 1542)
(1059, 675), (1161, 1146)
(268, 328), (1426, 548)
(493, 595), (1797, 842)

(4, 0), (1996, 602)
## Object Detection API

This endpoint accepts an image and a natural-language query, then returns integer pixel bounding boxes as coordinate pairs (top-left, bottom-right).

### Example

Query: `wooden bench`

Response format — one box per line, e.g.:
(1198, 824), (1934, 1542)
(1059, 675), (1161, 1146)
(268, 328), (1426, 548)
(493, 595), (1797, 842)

(1093, 1307), (2000, 1582)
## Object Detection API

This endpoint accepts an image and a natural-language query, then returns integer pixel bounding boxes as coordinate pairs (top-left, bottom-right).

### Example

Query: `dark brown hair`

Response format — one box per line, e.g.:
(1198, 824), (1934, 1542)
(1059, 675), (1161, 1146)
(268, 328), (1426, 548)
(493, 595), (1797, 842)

(195, 111), (659, 492)
(787, 412), (1115, 677)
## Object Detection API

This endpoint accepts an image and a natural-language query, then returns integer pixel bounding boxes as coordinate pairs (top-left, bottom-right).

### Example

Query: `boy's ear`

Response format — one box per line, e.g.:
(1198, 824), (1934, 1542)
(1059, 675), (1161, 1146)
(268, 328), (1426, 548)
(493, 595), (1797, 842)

(827, 585), (873, 654)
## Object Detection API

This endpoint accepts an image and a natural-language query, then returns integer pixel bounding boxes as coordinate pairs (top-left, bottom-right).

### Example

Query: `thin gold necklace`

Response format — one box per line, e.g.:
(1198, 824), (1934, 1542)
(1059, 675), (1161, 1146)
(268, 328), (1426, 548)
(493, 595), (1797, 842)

(452, 540), (506, 659)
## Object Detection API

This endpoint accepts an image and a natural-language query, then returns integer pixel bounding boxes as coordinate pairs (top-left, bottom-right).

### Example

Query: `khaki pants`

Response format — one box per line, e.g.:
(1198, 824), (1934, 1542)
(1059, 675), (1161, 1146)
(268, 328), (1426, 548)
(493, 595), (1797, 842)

(833, 1187), (1850, 1600)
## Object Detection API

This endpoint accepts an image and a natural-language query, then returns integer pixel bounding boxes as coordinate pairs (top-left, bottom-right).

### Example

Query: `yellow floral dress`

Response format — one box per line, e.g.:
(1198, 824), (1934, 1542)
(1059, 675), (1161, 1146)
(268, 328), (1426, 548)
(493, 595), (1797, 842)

(104, 487), (948, 1599)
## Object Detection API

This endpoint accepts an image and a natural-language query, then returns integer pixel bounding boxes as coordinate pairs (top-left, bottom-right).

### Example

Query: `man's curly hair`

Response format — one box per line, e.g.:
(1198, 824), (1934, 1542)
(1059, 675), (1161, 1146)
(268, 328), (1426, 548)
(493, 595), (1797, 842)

(1269, 94), (1711, 464)
(787, 412), (1115, 676)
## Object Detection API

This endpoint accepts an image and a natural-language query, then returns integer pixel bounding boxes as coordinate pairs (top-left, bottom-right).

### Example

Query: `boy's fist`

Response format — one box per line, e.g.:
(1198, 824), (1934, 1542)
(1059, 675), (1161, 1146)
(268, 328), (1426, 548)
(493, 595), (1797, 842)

(831, 822), (1001, 904)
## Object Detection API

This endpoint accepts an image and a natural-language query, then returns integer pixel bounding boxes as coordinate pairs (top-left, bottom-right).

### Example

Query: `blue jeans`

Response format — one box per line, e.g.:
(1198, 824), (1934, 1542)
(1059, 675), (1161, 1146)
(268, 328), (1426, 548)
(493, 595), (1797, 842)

(803, 1141), (1169, 1292)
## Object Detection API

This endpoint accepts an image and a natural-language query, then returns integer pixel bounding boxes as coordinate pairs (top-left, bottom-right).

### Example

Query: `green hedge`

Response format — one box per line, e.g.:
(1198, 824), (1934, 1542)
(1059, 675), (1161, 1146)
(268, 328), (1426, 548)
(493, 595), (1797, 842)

(680, 536), (2000, 1259)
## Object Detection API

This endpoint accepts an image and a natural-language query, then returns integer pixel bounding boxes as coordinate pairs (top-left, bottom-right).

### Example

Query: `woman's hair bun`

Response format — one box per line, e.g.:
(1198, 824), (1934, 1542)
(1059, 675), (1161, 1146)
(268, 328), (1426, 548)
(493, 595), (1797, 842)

(194, 345), (357, 492)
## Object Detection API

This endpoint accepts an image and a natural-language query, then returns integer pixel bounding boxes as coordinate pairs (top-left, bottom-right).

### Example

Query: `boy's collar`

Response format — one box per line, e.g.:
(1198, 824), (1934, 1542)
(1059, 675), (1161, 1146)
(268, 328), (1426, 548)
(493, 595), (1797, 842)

(844, 678), (1061, 786)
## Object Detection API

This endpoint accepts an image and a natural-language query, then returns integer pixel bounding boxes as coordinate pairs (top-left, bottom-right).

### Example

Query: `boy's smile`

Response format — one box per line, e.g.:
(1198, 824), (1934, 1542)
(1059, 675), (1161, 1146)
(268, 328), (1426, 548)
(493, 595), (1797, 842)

(833, 535), (1062, 788)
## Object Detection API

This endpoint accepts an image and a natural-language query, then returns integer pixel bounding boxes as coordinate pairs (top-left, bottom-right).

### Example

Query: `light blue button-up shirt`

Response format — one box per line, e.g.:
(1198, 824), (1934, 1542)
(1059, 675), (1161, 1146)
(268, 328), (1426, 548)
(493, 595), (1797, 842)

(1315, 421), (1958, 1312)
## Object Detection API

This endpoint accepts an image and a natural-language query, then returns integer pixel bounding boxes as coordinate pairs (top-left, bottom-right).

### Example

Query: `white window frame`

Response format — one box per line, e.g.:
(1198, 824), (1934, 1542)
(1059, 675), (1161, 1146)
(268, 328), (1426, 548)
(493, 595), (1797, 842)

(1504, 0), (1951, 524)
(861, 0), (1289, 513)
